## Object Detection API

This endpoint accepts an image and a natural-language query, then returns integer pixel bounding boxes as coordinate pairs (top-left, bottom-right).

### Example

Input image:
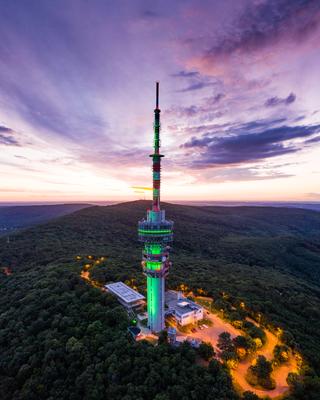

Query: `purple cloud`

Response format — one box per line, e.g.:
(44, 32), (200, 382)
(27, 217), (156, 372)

(182, 123), (320, 167)
(0, 126), (14, 134)
(265, 93), (296, 107)
(0, 0), (318, 198)
(0, 126), (20, 146)
(166, 91), (225, 118)
(205, 0), (320, 58)
(305, 135), (320, 144)
(177, 81), (215, 92)
(206, 93), (225, 105)
(0, 134), (20, 146)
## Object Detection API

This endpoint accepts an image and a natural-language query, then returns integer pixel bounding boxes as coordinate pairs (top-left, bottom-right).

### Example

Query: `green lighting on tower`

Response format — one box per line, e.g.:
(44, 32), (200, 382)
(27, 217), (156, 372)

(138, 82), (173, 333)
(146, 260), (162, 270)
(138, 229), (172, 234)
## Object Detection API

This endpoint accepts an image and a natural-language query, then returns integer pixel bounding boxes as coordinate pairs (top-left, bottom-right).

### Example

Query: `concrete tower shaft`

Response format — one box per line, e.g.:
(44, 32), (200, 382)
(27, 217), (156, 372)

(138, 82), (173, 333)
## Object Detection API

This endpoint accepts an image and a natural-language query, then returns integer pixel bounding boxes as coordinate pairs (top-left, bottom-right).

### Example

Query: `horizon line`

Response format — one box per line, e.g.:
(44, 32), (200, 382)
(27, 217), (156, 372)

(0, 199), (320, 205)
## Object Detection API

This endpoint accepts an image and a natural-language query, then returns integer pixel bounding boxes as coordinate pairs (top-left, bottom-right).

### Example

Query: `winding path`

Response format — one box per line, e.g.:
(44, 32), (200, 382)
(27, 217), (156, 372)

(232, 328), (298, 398)
(181, 311), (298, 398)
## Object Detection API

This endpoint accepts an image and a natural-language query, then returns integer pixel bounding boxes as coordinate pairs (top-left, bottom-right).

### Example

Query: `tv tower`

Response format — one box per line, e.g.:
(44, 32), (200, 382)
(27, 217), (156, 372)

(138, 82), (173, 333)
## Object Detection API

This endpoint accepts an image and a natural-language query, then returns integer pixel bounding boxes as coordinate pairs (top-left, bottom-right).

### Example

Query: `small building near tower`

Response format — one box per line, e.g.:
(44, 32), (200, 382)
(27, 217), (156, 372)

(166, 290), (203, 326)
(127, 326), (142, 340)
(105, 282), (145, 311)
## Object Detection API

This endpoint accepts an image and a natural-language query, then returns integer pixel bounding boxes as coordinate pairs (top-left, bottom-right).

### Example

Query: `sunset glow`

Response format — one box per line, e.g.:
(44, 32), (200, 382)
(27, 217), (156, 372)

(0, 0), (320, 202)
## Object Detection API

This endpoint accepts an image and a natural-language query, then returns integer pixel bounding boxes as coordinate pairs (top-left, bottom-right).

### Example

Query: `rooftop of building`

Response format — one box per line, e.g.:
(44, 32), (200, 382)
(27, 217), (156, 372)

(105, 282), (145, 304)
(165, 290), (203, 316)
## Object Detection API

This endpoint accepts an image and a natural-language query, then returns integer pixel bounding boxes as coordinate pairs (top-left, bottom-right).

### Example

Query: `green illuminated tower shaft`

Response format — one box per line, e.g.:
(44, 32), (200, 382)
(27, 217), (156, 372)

(138, 82), (173, 333)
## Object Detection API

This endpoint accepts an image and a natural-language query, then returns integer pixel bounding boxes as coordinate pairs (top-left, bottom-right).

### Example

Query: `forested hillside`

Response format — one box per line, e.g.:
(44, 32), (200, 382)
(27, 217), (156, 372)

(0, 204), (91, 234)
(1, 201), (320, 399)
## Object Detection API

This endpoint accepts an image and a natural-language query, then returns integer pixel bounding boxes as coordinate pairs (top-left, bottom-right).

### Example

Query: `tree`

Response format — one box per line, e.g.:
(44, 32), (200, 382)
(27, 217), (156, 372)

(233, 335), (256, 359)
(217, 332), (233, 352)
(154, 394), (170, 400)
(281, 330), (296, 348)
(246, 325), (266, 345)
(289, 375), (320, 399)
(218, 332), (237, 364)
(246, 355), (275, 390)
(273, 344), (289, 364)
(251, 356), (272, 380)
(220, 350), (237, 362)
(242, 391), (260, 400)
(287, 372), (299, 387)
(208, 359), (220, 375)
(158, 330), (168, 345)
(198, 341), (215, 361)
(233, 335), (250, 350)
(65, 336), (83, 353)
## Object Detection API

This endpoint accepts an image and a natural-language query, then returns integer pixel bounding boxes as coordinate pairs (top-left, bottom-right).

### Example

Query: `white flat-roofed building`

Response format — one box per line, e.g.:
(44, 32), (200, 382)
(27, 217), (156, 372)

(105, 282), (145, 310)
(166, 290), (203, 326)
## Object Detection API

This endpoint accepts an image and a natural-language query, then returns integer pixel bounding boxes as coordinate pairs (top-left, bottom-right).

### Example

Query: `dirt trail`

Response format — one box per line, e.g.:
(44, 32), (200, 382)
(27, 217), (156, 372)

(232, 328), (298, 397)
(181, 311), (298, 398)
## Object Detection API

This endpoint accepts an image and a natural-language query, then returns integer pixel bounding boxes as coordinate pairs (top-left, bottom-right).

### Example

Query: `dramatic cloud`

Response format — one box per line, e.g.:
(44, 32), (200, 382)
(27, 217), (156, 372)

(0, 134), (20, 146)
(182, 123), (320, 167)
(0, 126), (20, 146)
(0, 126), (14, 134)
(305, 135), (320, 144)
(0, 0), (319, 201)
(265, 93), (296, 107)
(205, 0), (320, 58)
(177, 118), (287, 136)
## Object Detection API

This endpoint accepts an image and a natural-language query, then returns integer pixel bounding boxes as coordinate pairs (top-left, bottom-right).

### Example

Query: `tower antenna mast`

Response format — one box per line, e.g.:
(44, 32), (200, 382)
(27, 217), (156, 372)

(138, 82), (174, 333)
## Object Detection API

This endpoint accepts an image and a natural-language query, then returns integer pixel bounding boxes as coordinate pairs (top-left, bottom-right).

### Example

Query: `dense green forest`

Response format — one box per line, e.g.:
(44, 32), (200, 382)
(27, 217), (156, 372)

(1, 201), (320, 399)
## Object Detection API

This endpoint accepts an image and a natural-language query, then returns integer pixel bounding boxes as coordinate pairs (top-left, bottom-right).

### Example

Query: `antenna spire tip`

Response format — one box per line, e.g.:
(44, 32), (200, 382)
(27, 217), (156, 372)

(156, 81), (159, 109)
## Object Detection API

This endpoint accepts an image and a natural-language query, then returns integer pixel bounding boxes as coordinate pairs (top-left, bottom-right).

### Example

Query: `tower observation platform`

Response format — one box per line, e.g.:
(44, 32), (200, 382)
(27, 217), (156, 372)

(138, 82), (173, 333)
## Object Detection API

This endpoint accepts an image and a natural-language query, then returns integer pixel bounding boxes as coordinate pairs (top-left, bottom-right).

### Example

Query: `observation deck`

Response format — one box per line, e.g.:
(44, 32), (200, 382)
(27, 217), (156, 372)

(138, 219), (173, 243)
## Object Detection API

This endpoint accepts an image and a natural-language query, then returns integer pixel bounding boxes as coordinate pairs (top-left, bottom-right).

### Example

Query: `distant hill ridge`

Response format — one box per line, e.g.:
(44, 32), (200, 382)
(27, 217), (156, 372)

(0, 203), (91, 233)
(2, 200), (320, 278)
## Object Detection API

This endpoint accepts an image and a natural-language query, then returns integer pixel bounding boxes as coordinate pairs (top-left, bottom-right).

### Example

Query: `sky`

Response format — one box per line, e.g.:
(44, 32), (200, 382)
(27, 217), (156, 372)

(0, 0), (320, 203)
